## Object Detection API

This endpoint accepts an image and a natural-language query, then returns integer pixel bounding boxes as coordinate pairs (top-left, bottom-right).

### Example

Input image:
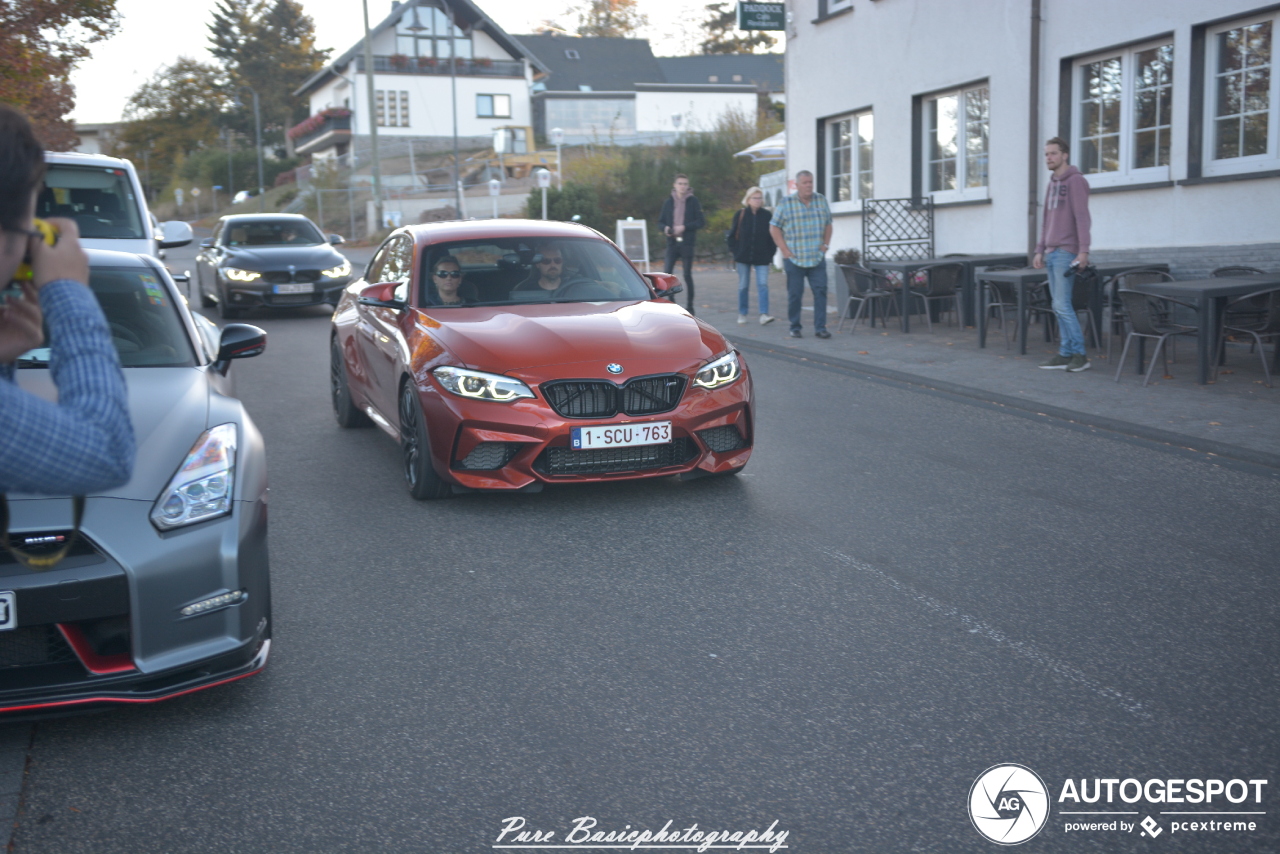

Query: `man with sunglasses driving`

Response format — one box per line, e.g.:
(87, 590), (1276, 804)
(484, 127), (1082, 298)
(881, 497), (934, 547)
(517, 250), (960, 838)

(0, 105), (134, 495)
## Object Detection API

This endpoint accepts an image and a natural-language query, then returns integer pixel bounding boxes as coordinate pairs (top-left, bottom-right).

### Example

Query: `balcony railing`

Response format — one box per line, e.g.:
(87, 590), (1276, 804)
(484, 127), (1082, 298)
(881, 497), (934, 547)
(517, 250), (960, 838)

(291, 113), (352, 154)
(355, 55), (524, 77)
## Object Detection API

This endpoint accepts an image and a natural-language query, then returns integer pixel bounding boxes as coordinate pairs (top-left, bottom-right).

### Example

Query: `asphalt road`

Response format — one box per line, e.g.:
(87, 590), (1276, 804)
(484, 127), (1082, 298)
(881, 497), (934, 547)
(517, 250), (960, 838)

(7, 239), (1279, 852)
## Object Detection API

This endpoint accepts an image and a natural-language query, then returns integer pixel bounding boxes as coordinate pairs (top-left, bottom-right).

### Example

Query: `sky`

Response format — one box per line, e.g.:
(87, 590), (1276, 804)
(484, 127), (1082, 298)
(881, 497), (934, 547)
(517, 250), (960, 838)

(68, 0), (711, 124)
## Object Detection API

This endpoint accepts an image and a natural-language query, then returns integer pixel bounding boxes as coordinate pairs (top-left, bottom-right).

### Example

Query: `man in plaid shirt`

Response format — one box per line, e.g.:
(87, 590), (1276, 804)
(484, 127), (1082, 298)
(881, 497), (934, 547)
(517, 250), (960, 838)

(0, 105), (134, 495)
(770, 171), (833, 339)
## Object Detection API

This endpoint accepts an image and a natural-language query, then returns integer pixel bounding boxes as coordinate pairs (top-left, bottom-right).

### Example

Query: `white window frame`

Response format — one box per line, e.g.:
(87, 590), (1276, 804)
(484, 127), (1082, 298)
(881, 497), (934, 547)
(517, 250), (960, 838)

(375, 90), (410, 128)
(827, 109), (873, 214)
(1071, 39), (1174, 188)
(1203, 12), (1279, 177)
(921, 84), (990, 202)
(824, 0), (852, 17)
(477, 93), (511, 119)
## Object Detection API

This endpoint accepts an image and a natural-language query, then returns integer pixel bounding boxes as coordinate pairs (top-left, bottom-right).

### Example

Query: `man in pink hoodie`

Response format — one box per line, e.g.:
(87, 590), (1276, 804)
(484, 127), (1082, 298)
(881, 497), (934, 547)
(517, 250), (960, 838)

(1032, 137), (1092, 372)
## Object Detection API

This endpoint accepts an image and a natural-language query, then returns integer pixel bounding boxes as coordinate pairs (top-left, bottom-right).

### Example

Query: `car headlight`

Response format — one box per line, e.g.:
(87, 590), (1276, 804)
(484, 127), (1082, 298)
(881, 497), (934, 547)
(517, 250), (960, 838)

(151, 423), (237, 531)
(693, 352), (741, 389)
(433, 366), (535, 402)
(321, 258), (352, 278)
(224, 267), (261, 282)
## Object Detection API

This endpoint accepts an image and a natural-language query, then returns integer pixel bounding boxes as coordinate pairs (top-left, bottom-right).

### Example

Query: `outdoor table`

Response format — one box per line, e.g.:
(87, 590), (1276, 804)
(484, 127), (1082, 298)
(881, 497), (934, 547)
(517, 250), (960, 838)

(975, 268), (1047, 353)
(1128, 274), (1280, 384)
(868, 255), (1028, 332)
(976, 263), (1170, 354)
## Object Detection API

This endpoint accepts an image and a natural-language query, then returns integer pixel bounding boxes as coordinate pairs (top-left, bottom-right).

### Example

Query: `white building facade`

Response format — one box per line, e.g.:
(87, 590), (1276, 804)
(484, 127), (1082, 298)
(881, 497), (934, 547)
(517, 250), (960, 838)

(786, 0), (1280, 274)
(293, 0), (545, 159)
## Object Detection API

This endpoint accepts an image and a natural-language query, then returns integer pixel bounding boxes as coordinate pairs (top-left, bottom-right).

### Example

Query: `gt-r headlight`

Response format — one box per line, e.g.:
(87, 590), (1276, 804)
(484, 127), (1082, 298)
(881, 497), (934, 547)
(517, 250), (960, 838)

(224, 267), (261, 282)
(693, 352), (741, 389)
(151, 423), (237, 531)
(433, 366), (535, 402)
(321, 258), (351, 278)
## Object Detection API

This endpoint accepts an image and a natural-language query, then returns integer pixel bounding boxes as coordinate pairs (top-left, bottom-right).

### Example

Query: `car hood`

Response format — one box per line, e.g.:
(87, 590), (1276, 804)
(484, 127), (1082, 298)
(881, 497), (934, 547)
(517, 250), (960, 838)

(422, 300), (729, 376)
(14, 367), (214, 501)
(222, 245), (342, 269)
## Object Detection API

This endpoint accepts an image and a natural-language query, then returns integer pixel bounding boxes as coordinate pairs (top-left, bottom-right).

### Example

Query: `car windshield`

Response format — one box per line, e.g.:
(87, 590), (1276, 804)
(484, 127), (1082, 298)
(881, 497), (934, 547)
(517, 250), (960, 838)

(38, 164), (146, 240)
(223, 220), (323, 246)
(419, 237), (652, 307)
(17, 265), (196, 368)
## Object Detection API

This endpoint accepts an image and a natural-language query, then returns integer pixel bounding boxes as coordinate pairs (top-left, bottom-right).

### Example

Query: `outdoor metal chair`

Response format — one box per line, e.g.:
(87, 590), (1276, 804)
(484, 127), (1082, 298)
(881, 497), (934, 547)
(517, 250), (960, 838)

(1214, 286), (1280, 387)
(836, 264), (893, 333)
(1113, 289), (1200, 387)
(1105, 269), (1175, 361)
(906, 262), (964, 331)
(981, 265), (1044, 349)
(1211, 266), (1266, 277)
(1212, 266), (1268, 331)
(1027, 265), (1102, 351)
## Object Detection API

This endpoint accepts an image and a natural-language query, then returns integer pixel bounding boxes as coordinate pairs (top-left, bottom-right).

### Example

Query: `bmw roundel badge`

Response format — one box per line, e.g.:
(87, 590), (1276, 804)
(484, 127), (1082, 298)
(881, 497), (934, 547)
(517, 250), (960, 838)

(606, 363), (624, 374)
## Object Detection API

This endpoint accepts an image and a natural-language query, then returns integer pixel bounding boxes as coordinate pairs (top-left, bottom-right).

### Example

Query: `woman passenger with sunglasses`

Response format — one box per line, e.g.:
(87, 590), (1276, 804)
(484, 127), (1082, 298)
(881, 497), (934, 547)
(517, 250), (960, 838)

(428, 255), (475, 306)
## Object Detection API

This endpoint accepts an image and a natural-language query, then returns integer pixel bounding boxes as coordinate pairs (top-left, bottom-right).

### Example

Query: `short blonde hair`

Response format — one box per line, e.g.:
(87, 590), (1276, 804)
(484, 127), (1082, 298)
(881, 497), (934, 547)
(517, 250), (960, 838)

(741, 186), (765, 207)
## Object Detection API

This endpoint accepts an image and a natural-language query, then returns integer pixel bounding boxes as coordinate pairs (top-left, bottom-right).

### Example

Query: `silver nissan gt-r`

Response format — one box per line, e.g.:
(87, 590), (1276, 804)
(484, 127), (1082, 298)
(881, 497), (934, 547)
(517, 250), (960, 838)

(2, 248), (271, 718)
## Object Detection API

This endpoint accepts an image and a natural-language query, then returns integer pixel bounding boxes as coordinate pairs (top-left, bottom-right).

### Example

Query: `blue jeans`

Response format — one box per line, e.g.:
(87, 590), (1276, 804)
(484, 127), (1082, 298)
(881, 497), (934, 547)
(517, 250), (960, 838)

(784, 258), (828, 333)
(736, 263), (770, 316)
(1045, 248), (1085, 356)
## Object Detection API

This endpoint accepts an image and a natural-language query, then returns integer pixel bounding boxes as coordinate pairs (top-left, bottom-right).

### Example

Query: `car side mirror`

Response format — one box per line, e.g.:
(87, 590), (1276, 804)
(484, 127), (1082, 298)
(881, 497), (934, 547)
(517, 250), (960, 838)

(214, 323), (267, 375)
(644, 272), (684, 300)
(357, 281), (406, 310)
(328, 234), (345, 245)
(160, 221), (194, 249)
(199, 238), (213, 249)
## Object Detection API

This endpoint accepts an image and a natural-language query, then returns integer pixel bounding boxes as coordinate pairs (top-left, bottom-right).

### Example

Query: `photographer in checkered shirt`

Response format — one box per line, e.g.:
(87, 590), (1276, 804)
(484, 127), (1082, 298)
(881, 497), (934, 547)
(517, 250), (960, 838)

(0, 105), (134, 495)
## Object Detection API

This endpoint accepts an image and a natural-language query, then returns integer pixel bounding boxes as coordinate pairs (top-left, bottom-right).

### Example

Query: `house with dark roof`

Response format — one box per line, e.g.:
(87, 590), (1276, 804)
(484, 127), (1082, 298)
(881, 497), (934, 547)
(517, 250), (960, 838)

(292, 0), (547, 161)
(516, 34), (779, 144)
(655, 55), (785, 103)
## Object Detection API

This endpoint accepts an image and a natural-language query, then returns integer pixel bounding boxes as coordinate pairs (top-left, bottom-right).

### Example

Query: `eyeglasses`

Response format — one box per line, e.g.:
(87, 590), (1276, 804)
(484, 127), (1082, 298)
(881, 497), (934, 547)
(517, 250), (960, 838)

(434, 270), (462, 279)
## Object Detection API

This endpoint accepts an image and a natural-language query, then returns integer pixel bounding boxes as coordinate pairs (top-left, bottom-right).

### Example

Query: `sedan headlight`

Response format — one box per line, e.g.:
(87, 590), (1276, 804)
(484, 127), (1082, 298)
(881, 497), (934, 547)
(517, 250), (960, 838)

(433, 366), (535, 402)
(693, 352), (741, 389)
(321, 258), (352, 279)
(151, 423), (237, 531)
(224, 267), (261, 282)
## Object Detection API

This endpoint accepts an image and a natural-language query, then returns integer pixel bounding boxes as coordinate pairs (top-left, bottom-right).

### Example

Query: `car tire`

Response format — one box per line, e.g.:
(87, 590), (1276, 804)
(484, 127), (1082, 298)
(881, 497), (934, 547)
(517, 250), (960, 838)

(330, 338), (371, 428)
(197, 268), (215, 307)
(399, 381), (450, 500)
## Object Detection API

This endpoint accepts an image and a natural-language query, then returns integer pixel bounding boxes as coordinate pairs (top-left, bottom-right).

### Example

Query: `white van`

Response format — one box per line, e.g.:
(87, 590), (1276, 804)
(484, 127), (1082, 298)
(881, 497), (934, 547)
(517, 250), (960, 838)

(40, 151), (192, 257)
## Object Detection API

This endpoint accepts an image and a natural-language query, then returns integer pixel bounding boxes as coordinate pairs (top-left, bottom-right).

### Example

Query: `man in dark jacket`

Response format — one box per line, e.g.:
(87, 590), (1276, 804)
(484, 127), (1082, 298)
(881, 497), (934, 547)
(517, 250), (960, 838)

(658, 174), (704, 312)
(729, 186), (776, 325)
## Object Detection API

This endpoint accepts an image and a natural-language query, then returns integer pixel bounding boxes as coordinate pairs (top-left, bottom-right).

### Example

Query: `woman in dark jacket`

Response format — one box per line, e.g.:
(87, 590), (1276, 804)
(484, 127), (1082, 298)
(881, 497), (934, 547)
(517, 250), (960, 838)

(729, 186), (777, 325)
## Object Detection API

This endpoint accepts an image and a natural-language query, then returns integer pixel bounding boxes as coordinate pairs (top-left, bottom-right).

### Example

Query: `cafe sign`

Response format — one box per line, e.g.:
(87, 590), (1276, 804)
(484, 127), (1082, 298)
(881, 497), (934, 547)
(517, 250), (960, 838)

(737, 2), (785, 30)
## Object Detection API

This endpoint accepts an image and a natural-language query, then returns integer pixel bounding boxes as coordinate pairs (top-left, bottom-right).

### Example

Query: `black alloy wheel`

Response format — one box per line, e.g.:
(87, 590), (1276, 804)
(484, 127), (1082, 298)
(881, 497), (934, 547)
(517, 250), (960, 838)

(399, 381), (450, 500)
(330, 338), (371, 428)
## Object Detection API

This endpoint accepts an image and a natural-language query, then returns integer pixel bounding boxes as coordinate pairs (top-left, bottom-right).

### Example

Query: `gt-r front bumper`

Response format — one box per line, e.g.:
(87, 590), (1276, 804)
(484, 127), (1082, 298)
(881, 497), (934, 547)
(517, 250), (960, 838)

(0, 495), (271, 720)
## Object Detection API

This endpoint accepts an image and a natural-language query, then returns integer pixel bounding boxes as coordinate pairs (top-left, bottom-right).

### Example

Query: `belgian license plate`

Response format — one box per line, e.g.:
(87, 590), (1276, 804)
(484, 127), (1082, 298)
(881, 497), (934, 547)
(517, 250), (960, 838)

(572, 421), (671, 450)
(0, 592), (15, 631)
(273, 283), (313, 294)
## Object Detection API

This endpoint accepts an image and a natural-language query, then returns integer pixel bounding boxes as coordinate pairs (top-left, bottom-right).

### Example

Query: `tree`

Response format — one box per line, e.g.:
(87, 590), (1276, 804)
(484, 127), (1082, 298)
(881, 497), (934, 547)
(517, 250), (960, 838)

(0, 0), (122, 148)
(208, 0), (329, 148)
(699, 2), (778, 54)
(571, 0), (647, 38)
(111, 58), (230, 201)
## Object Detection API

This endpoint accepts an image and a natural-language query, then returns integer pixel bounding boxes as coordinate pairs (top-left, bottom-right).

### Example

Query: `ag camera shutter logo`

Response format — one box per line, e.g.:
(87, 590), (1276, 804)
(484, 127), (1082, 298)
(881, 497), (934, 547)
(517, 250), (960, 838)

(969, 764), (1050, 845)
